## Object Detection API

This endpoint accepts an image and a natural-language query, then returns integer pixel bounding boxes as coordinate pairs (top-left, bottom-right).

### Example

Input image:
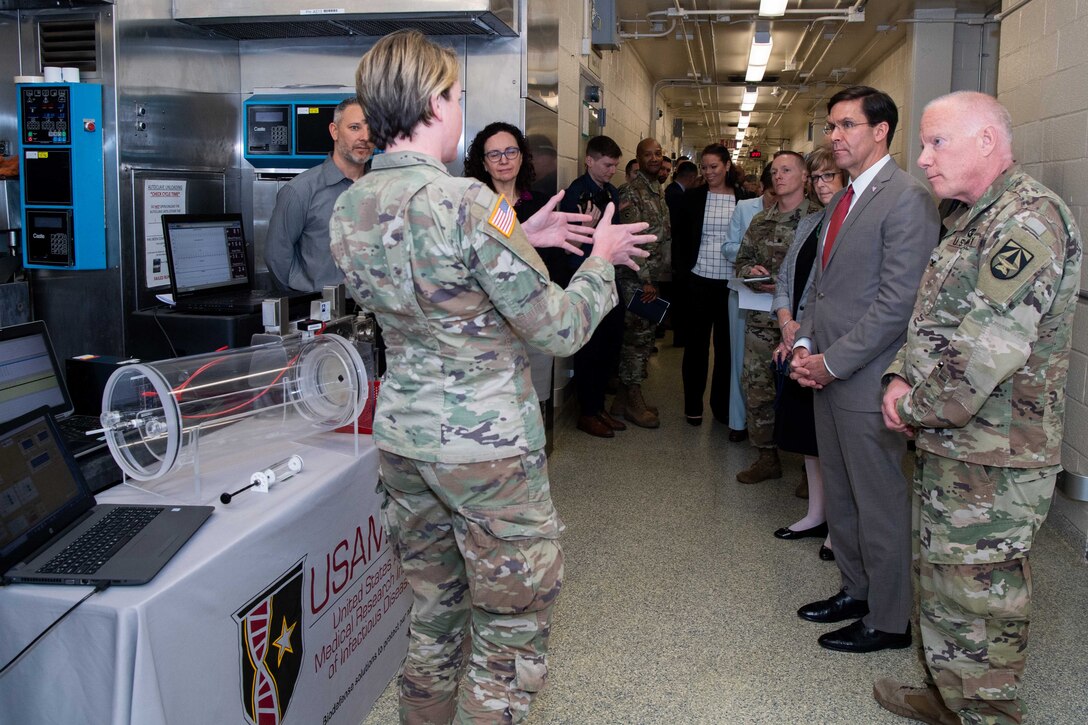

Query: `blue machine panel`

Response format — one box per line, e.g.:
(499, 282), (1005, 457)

(243, 93), (349, 169)
(17, 83), (106, 270)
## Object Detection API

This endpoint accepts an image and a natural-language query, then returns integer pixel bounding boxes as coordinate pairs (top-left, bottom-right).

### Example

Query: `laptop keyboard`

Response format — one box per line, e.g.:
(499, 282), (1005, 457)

(180, 291), (269, 314)
(59, 414), (101, 435)
(37, 507), (164, 576)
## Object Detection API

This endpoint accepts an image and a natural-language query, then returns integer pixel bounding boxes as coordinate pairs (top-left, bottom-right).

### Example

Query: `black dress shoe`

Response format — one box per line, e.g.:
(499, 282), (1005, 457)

(797, 589), (869, 623)
(728, 428), (748, 442)
(819, 545), (835, 561)
(818, 620), (912, 653)
(685, 415), (703, 426)
(774, 522), (828, 540)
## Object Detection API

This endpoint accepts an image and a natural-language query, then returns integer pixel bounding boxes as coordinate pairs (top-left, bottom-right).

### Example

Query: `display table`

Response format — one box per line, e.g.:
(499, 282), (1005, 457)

(0, 433), (410, 725)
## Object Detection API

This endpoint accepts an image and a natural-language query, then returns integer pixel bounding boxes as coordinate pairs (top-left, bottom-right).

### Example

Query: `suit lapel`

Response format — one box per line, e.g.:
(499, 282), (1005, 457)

(822, 160), (898, 269)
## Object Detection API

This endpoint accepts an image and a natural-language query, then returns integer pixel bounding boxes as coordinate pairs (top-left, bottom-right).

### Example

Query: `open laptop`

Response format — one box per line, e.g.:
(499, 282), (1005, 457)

(161, 213), (270, 314)
(0, 321), (106, 459)
(0, 407), (213, 586)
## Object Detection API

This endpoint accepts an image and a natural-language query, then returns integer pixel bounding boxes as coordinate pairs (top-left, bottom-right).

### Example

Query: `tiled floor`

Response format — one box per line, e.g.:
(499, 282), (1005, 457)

(363, 340), (1088, 724)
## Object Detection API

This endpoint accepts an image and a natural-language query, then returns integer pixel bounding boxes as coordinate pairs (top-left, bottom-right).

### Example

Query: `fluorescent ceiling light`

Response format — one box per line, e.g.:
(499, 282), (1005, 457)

(760, 0), (788, 17)
(735, 129), (746, 141)
(746, 28), (773, 82)
(738, 113), (751, 130)
(741, 85), (758, 112)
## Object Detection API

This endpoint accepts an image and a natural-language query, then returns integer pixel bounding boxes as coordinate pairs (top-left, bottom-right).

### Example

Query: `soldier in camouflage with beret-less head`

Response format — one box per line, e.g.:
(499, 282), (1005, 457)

(330, 30), (652, 725)
(612, 137), (668, 428)
(878, 91), (1082, 725)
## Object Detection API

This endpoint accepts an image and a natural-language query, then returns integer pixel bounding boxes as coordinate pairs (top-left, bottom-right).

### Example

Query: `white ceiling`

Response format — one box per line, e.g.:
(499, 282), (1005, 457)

(612, 0), (997, 154)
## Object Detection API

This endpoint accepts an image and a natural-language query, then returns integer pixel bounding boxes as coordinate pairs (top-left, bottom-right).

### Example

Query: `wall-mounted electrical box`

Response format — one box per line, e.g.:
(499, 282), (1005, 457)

(243, 94), (349, 169)
(17, 83), (106, 270)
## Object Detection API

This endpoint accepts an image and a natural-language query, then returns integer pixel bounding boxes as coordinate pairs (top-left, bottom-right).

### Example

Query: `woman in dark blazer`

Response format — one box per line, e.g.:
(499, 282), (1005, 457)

(770, 145), (847, 559)
(672, 144), (752, 424)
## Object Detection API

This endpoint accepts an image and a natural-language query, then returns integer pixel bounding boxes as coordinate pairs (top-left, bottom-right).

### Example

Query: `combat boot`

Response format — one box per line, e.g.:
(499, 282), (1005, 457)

(736, 448), (782, 484)
(872, 678), (959, 725)
(623, 384), (660, 428)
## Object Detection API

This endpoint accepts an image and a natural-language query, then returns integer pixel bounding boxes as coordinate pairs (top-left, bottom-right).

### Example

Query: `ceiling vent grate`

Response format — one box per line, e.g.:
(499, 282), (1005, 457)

(38, 18), (98, 74)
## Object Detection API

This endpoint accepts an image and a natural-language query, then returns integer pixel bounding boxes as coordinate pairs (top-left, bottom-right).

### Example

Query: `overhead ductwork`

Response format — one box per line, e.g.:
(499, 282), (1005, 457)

(171, 0), (517, 40)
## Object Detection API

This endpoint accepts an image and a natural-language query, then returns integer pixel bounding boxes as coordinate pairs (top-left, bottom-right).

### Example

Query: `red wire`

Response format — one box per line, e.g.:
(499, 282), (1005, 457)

(181, 352), (302, 420)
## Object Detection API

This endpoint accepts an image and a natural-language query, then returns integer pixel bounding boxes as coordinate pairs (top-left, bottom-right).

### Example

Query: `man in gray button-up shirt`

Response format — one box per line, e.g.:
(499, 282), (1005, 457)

(265, 97), (371, 293)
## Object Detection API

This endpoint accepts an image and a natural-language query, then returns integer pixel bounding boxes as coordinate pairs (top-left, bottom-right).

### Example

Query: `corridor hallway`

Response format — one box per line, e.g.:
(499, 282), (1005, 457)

(364, 340), (1088, 724)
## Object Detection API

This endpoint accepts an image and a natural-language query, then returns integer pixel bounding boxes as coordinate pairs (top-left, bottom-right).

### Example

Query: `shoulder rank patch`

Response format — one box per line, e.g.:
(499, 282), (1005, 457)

(487, 195), (516, 238)
(990, 239), (1034, 280)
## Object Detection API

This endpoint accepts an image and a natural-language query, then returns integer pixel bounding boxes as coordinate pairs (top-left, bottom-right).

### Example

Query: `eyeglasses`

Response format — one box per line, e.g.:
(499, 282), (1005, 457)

(484, 147), (521, 162)
(822, 120), (877, 135)
(811, 171), (841, 184)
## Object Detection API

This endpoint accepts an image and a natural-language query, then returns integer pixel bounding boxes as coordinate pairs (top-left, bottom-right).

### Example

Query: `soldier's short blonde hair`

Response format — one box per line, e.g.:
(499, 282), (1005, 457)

(355, 30), (459, 150)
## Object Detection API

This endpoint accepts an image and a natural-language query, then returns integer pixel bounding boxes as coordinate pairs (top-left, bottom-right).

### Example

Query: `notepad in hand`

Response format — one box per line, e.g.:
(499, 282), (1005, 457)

(626, 293), (670, 324)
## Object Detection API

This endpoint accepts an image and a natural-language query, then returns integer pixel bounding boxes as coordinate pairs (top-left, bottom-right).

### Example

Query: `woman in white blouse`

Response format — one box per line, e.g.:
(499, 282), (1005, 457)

(672, 144), (754, 425)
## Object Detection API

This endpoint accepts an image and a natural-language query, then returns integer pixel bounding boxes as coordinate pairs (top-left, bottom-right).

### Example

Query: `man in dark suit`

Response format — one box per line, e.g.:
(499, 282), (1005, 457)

(664, 161), (699, 347)
(791, 86), (940, 653)
(665, 161), (698, 221)
(559, 135), (626, 438)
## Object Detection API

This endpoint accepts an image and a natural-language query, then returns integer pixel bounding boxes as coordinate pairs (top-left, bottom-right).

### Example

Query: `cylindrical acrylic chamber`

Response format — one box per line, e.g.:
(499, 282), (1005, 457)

(100, 334), (367, 481)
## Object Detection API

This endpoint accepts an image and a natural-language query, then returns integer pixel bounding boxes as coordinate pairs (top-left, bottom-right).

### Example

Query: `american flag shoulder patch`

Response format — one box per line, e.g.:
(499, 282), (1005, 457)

(487, 195), (516, 238)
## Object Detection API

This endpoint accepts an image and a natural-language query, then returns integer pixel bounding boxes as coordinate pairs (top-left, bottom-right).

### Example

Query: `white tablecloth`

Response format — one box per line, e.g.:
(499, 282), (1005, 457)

(0, 433), (410, 725)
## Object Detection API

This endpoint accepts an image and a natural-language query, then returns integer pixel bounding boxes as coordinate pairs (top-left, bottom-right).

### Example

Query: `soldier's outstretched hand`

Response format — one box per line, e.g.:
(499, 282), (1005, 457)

(589, 202), (654, 271)
(522, 189), (596, 255)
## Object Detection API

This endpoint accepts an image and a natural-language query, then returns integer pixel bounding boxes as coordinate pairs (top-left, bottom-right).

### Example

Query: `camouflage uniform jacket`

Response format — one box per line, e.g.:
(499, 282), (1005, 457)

(734, 198), (821, 328)
(329, 151), (618, 463)
(616, 171), (666, 283)
(886, 167), (1082, 468)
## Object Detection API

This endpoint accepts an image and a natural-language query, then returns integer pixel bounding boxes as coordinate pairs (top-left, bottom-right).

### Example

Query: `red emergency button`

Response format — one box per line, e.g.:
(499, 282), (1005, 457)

(83, 120), (96, 132)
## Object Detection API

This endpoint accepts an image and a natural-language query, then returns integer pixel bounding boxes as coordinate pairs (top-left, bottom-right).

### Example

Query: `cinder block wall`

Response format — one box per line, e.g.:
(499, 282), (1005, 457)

(856, 40), (910, 165)
(1000, 0), (1088, 555)
(557, 1), (679, 190)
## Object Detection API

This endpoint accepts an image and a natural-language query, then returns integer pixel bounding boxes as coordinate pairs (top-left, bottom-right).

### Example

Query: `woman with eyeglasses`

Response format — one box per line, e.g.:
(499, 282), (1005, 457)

(769, 145), (847, 560)
(465, 122), (565, 411)
(465, 122), (548, 221)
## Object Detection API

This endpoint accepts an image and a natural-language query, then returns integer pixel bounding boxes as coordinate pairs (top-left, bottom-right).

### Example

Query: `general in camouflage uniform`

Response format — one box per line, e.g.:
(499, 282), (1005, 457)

(331, 31), (649, 725)
(611, 138), (667, 428)
(880, 92), (1083, 725)
(734, 193), (819, 482)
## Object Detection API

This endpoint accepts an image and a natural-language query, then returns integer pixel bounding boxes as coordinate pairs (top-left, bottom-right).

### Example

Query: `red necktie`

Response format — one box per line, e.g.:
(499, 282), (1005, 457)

(821, 184), (854, 268)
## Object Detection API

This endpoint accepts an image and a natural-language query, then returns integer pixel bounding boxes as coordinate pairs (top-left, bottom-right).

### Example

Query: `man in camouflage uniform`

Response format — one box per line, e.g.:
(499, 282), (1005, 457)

(330, 31), (650, 724)
(611, 137), (667, 428)
(879, 92), (1082, 724)
(734, 151), (818, 483)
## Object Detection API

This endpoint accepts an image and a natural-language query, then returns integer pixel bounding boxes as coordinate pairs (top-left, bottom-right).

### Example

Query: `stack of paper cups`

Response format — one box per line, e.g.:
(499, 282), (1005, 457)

(61, 67), (79, 83)
(42, 66), (62, 83)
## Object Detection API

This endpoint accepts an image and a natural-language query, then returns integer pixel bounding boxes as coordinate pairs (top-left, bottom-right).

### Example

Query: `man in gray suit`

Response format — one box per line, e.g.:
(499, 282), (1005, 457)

(790, 86), (940, 653)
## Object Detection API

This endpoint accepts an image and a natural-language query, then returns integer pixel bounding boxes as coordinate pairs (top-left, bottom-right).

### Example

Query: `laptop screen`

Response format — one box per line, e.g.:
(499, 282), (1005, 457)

(0, 409), (92, 572)
(0, 321), (73, 424)
(162, 214), (250, 296)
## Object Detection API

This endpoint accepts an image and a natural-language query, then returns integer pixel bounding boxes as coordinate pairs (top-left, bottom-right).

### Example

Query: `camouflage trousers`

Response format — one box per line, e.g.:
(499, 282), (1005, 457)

(912, 452), (1059, 725)
(379, 449), (564, 725)
(616, 272), (657, 386)
(742, 314), (780, 448)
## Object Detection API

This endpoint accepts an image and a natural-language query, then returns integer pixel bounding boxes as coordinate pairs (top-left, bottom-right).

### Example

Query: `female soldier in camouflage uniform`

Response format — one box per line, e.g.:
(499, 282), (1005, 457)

(330, 30), (652, 724)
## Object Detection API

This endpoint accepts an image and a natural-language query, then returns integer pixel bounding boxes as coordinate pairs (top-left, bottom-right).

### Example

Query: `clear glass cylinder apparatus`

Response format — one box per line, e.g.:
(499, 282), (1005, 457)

(101, 334), (367, 482)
